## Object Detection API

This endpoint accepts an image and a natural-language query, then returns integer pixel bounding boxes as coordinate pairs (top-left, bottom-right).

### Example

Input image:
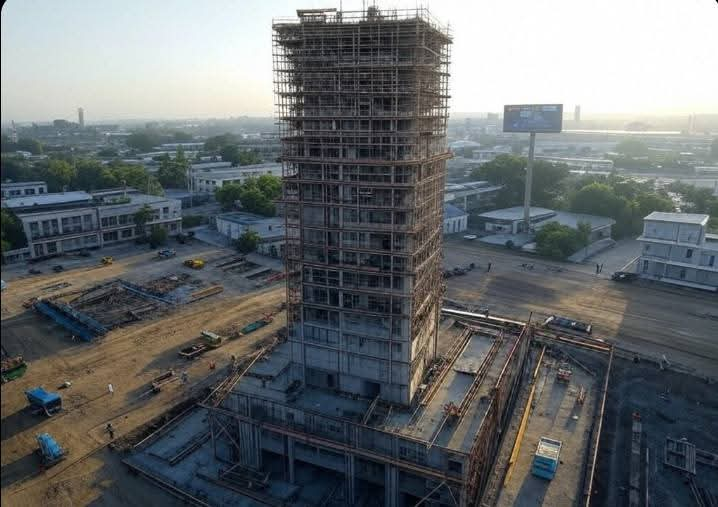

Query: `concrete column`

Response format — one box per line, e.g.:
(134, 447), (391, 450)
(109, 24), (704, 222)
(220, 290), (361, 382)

(286, 436), (295, 483)
(345, 453), (356, 505)
(385, 464), (398, 507)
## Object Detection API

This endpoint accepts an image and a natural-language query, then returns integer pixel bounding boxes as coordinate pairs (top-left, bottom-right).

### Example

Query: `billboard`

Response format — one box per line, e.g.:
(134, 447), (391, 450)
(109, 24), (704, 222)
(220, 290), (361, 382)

(503, 104), (563, 133)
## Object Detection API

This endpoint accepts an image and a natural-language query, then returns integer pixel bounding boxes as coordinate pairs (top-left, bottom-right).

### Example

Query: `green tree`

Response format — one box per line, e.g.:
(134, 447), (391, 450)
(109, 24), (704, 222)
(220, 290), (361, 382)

(615, 138), (649, 157)
(157, 149), (189, 188)
(220, 144), (241, 166)
(126, 130), (161, 152)
(75, 159), (118, 191)
(470, 154), (568, 207)
(15, 138), (43, 155)
(148, 226), (168, 248)
(45, 159), (77, 192)
(172, 131), (193, 142)
(204, 133), (238, 152)
(215, 183), (244, 210)
(256, 174), (282, 200)
(133, 204), (154, 237)
(0, 156), (36, 181)
(1, 209), (27, 254)
(235, 230), (260, 253)
(535, 222), (588, 260)
(635, 192), (674, 218)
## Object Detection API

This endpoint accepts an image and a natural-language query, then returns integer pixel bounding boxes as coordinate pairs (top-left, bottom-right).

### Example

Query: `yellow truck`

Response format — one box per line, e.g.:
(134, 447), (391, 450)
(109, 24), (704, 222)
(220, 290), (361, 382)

(101, 256), (113, 265)
(183, 258), (205, 269)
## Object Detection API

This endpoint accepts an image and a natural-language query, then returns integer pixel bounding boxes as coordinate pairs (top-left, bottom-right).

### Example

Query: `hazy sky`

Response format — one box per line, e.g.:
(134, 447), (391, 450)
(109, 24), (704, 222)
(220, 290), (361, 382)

(2, 0), (717, 122)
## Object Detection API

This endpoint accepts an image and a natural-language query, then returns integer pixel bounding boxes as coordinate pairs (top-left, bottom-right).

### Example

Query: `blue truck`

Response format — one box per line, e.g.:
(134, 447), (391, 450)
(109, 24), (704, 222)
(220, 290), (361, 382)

(532, 437), (562, 480)
(36, 433), (66, 468)
(25, 387), (63, 416)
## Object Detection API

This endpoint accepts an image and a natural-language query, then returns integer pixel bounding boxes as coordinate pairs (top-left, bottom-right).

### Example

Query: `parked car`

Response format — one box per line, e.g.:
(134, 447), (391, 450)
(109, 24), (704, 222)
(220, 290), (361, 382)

(28, 268), (42, 275)
(543, 315), (592, 335)
(463, 234), (477, 240)
(611, 271), (638, 282)
(77, 250), (91, 257)
(52, 265), (64, 273)
(157, 248), (177, 259)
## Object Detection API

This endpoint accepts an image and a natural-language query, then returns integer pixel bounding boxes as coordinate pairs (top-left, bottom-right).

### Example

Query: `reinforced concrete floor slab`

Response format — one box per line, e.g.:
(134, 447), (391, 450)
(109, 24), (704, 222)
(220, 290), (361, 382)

(496, 352), (598, 507)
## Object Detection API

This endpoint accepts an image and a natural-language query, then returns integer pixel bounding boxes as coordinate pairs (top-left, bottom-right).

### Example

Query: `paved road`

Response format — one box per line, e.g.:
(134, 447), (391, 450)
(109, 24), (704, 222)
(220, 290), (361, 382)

(442, 237), (718, 376)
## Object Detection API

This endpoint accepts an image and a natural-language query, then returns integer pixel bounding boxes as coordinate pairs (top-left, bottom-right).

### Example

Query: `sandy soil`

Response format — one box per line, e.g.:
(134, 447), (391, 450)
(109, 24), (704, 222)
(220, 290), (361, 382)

(1, 244), (285, 506)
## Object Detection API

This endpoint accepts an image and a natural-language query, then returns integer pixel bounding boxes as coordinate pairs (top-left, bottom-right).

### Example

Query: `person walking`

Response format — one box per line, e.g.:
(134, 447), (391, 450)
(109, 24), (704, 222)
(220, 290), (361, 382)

(487, 262), (492, 273)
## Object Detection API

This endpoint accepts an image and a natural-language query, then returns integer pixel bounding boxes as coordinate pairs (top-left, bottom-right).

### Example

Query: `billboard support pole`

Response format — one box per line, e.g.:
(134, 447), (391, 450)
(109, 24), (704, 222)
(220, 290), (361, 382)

(523, 132), (536, 234)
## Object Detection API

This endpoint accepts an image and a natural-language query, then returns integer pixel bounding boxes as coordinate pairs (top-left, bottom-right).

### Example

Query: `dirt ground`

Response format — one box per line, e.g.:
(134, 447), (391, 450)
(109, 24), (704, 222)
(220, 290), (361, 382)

(1, 243), (286, 506)
(442, 237), (718, 377)
(593, 358), (718, 507)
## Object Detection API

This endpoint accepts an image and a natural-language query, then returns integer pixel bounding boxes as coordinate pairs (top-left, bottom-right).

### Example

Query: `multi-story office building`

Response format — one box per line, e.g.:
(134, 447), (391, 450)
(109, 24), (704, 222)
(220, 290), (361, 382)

(1, 181), (48, 199)
(2, 188), (182, 260)
(637, 212), (718, 291)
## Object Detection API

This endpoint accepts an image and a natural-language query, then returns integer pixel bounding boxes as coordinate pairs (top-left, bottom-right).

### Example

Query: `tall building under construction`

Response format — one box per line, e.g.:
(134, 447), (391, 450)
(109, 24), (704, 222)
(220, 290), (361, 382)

(277, 6), (451, 406)
(202, 7), (530, 506)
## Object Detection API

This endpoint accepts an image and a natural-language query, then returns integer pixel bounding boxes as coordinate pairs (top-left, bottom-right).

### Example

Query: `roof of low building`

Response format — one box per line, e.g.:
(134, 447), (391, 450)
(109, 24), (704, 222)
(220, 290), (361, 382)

(538, 211), (615, 231)
(644, 212), (709, 225)
(217, 212), (282, 226)
(1, 181), (46, 188)
(444, 203), (468, 219)
(2, 191), (92, 209)
(478, 206), (555, 221)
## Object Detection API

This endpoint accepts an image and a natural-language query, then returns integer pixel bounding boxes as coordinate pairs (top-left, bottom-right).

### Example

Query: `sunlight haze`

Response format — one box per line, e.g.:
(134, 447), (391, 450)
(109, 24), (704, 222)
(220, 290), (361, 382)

(2, 0), (717, 121)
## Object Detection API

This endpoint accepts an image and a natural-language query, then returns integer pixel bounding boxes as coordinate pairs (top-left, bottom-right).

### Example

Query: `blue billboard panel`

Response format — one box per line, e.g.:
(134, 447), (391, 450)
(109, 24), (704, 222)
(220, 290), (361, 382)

(503, 104), (563, 133)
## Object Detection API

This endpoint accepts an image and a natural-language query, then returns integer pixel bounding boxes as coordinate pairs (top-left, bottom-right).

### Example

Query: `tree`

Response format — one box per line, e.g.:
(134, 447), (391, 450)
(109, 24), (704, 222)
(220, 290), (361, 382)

(215, 183), (244, 210)
(45, 159), (77, 192)
(133, 204), (154, 238)
(204, 133), (238, 152)
(615, 138), (649, 158)
(172, 131), (193, 142)
(1, 209), (27, 254)
(535, 222), (588, 260)
(256, 174), (281, 200)
(0, 156), (36, 182)
(157, 149), (189, 188)
(470, 154), (568, 208)
(126, 130), (161, 152)
(75, 159), (118, 191)
(148, 226), (168, 248)
(236, 230), (260, 253)
(16, 138), (43, 155)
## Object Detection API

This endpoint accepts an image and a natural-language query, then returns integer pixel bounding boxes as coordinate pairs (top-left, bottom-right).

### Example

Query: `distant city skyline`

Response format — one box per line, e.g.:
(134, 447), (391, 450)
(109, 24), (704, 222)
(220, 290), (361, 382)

(2, 0), (717, 122)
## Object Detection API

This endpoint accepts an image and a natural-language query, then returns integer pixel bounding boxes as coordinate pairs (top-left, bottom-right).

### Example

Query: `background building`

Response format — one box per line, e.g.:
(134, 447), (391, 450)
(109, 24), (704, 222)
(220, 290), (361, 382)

(637, 212), (718, 291)
(192, 162), (282, 193)
(2, 188), (182, 261)
(1, 181), (48, 199)
(215, 212), (285, 257)
(443, 203), (468, 234)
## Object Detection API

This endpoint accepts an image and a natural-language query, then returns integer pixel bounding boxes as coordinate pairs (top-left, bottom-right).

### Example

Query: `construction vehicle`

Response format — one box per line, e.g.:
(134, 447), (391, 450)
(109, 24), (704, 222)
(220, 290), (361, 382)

(611, 271), (638, 282)
(25, 387), (62, 416)
(157, 248), (176, 259)
(36, 433), (66, 468)
(150, 370), (176, 393)
(101, 256), (113, 265)
(183, 258), (205, 269)
(532, 437), (562, 480)
(556, 364), (572, 383)
(179, 343), (209, 360)
(1, 356), (28, 383)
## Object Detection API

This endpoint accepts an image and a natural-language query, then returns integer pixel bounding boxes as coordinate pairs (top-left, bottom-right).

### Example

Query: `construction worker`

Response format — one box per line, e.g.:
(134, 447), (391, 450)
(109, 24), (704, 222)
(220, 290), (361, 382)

(181, 371), (189, 384)
(106, 423), (115, 439)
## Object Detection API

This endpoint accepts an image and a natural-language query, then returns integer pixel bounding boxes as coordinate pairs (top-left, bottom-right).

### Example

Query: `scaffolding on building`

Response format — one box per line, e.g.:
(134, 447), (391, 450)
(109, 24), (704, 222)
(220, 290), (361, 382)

(275, 6), (452, 407)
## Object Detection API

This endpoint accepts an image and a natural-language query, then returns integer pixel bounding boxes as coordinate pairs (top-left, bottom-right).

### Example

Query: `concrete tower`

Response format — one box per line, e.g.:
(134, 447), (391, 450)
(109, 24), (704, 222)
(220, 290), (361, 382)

(78, 107), (85, 128)
(574, 105), (581, 123)
(275, 7), (452, 405)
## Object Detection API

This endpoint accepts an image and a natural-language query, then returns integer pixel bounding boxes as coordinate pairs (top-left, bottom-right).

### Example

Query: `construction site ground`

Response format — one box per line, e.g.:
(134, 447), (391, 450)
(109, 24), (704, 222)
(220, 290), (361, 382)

(594, 357), (718, 507)
(494, 345), (606, 507)
(1, 241), (286, 506)
(442, 236), (718, 378)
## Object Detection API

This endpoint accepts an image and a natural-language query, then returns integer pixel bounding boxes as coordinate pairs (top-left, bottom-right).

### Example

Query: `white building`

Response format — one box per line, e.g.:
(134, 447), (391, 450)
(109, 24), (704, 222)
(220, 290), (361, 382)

(215, 212), (285, 258)
(478, 206), (615, 242)
(443, 203), (468, 234)
(637, 212), (718, 292)
(192, 163), (282, 193)
(1, 181), (48, 199)
(2, 188), (182, 261)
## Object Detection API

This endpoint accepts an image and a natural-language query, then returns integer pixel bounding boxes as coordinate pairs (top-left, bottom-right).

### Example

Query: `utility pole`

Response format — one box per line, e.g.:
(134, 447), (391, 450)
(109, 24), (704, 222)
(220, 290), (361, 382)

(523, 132), (536, 234)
